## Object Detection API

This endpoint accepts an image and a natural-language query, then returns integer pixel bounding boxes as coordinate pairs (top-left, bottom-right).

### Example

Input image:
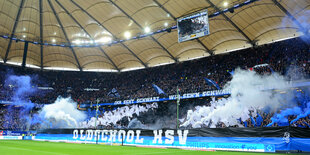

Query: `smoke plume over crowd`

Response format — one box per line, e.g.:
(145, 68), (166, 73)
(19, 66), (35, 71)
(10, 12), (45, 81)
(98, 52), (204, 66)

(2, 66), (309, 129)
(181, 68), (308, 128)
(4, 75), (36, 130)
(82, 102), (158, 129)
(3, 73), (86, 129)
(37, 97), (86, 128)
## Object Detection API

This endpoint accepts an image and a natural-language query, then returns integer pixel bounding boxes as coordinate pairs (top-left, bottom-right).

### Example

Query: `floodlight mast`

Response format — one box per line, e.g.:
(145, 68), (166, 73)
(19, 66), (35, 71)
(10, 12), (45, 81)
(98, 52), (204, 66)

(95, 99), (99, 144)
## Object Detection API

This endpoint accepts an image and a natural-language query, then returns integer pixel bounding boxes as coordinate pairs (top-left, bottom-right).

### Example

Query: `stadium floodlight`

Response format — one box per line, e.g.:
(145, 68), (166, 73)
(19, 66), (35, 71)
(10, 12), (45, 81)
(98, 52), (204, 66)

(99, 36), (112, 43)
(73, 39), (81, 44)
(144, 27), (151, 33)
(124, 31), (131, 39)
(223, 1), (228, 7)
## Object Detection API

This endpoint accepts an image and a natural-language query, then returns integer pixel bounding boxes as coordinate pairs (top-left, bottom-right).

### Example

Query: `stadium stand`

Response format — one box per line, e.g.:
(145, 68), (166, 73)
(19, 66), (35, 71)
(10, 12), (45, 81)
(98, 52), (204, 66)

(0, 37), (309, 130)
(0, 0), (309, 153)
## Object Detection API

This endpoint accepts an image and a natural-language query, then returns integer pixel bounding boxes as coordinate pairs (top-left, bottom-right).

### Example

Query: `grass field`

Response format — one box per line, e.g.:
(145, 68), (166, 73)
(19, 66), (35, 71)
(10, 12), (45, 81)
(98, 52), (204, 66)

(0, 140), (295, 155)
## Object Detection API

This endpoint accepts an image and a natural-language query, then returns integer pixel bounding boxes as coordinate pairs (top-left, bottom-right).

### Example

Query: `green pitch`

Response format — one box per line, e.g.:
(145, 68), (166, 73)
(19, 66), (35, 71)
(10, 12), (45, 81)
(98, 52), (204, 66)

(0, 140), (292, 155)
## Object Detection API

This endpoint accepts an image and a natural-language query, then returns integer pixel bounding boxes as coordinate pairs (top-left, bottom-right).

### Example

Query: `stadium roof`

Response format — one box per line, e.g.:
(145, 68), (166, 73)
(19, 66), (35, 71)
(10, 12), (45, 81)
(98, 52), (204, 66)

(0, 0), (308, 72)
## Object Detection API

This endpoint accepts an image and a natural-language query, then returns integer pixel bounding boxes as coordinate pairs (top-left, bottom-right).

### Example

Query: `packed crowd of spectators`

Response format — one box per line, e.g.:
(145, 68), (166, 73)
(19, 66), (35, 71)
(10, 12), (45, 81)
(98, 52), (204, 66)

(0, 106), (28, 130)
(0, 37), (308, 105)
(213, 111), (310, 128)
(0, 37), (309, 130)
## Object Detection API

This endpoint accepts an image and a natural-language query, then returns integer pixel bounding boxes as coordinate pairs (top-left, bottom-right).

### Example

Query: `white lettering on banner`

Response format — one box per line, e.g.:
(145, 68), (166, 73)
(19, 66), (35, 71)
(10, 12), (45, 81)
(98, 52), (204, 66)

(101, 130), (108, 141)
(86, 130), (93, 140)
(124, 99), (135, 104)
(135, 130), (144, 143)
(118, 130), (126, 142)
(202, 91), (209, 96)
(169, 95), (176, 100)
(111, 89), (231, 106)
(73, 130), (78, 139)
(183, 93), (200, 99)
(165, 130), (174, 144)
(152, 130), (163, 144)
(178, 130), (188, 145)
(72, 129), (188, 144)
(114, 101), (122, 105)
(137, 97), (160, 103)
(126, 130), (134, 143)
(80, 130), (85, 140)
(182, 94), (188, 98)
(109, 130), (117, 142)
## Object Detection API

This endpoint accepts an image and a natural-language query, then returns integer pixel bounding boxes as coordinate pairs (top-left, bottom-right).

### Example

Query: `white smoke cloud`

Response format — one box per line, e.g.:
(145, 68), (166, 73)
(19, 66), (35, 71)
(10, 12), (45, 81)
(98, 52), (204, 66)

(38, 97), (86, 128)
(83, 102), (158, 128)
(181, 68), (294, 128)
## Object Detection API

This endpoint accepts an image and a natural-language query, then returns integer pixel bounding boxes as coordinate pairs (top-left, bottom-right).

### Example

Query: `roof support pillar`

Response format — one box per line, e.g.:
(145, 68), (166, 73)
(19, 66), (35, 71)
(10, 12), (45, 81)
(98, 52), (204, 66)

(71, 0), (147, 68)
(109, 0), (178, 62)
(56, 0), (120, 71)
(22, 41), (28, 68)
(39, 0), (43, 70)
(205, 0), (255, 46)
(4, 0), (25, 63)
(48, 0), (82, 71)
(271, 0), (309, 44)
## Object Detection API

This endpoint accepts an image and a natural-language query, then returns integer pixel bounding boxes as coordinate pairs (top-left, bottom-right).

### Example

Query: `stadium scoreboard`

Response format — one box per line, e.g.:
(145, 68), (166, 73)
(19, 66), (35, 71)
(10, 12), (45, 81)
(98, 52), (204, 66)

(177, 9), (210, 42)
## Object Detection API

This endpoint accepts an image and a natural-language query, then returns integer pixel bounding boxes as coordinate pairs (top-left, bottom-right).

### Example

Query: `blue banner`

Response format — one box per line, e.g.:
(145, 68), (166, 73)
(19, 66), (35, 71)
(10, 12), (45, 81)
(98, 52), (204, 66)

(0, 130), (28, 136)
(8, 127), (310, 152)
(106, 89), (231, 106)
(33, 130), (280, 152)
(33, 130), (310, 152)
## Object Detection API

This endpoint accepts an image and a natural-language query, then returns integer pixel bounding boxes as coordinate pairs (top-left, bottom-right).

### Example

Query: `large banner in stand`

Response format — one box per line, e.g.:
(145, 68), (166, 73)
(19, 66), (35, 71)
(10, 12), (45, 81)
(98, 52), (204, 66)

(84, 89), (231, 107)
(34, 127), (310, 152)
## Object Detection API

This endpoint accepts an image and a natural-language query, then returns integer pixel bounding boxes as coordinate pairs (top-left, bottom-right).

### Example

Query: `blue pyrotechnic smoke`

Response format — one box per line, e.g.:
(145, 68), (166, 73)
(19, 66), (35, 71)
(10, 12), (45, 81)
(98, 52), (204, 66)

(3, 73), (87, 129)
(267, 106), (302, 127)
(3, 74), (37, 130)
(267, 90), (310, 127)
(290, 90), (310, 124)
(6, 75), (36, 102)
(281, 8), (310, 43)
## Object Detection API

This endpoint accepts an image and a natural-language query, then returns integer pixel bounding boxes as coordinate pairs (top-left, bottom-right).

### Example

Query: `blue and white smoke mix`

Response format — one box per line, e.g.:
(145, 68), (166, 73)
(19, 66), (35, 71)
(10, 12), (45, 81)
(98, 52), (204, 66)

(4, 74), (86, 129)
(4, 75), (36, 129)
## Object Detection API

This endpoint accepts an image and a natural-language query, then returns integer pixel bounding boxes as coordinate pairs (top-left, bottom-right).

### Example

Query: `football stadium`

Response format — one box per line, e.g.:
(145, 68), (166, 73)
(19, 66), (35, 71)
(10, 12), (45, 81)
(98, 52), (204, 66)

(0, 0), (309, 154)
